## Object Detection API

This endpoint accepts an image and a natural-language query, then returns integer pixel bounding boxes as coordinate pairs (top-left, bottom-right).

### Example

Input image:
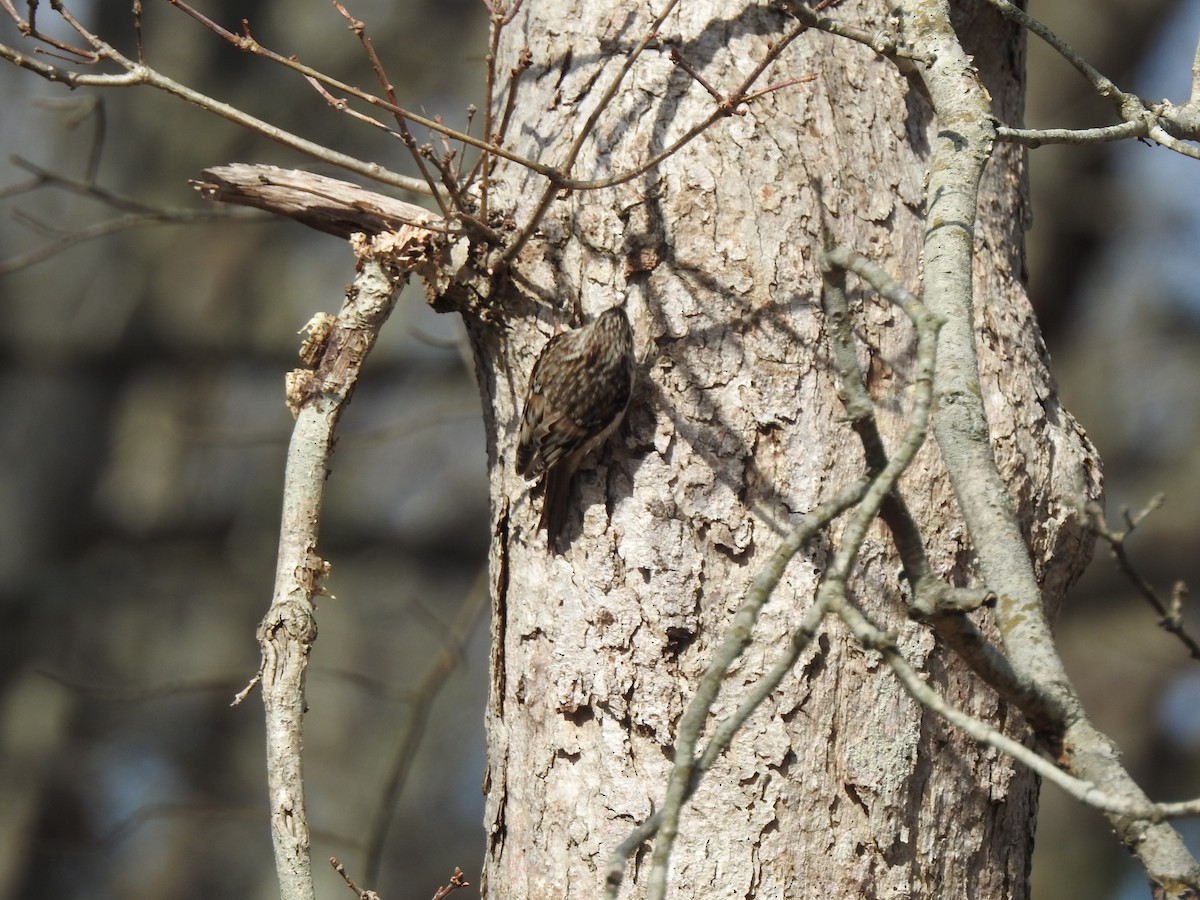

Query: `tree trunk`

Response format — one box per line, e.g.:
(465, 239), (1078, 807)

(468, 1), (1099, 896)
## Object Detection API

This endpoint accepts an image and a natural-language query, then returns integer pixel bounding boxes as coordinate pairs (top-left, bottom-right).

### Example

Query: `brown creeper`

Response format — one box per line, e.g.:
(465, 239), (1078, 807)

(515, 305), (635, 547)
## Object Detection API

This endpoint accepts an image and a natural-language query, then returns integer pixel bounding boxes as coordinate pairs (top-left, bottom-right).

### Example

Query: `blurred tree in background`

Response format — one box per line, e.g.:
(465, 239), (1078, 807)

(0, 0), (1197, 898)
(0, 2), (490, 898)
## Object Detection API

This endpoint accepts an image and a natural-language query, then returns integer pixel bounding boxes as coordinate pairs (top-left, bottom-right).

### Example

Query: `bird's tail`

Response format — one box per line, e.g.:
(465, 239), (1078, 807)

(539, 465), (572, 553)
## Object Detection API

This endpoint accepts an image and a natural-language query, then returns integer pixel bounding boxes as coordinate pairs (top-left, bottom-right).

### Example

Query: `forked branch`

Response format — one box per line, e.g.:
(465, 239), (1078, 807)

(1083, 496), (1200, 662)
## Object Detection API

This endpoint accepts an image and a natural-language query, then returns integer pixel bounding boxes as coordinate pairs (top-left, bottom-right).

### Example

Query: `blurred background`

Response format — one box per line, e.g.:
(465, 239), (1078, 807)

(0, 1), (1197, 898)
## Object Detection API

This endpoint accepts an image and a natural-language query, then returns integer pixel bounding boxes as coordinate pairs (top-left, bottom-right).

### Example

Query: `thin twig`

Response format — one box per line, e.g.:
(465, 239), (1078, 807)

(0, 208), (249, 275)
(430, 867), (471, 900)
(496, 0), (685, 268)
(781, 0), (933, 66)
(996, 120), (1145, 147)
(605, 476), (870, 898)
(832, 598), (1190, 821)
(0, 0), (97, 58)
(0, 29), (434, 196)
(133, 0), (144, 61)
(1083, 497), (1200, 662)
(491, 47), (532, 158)
(640, 250), (943, 900)
(330, 857), (380, 900)
(10, 154), (174, 214)
(982, 0), (1130, 109)
(167, 0), (553, 178)
(820, 247), (1061, 733)
(474, 2), (526, 220)
(35, 669), (247, 701)
(331, 3), (455, 217)
(669, 44), (723, 104)
(478, 2), (502, 222)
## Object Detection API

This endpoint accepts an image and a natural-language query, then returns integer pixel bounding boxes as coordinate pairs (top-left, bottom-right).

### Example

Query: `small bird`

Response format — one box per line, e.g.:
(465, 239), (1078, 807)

(515, 305), (635, 548)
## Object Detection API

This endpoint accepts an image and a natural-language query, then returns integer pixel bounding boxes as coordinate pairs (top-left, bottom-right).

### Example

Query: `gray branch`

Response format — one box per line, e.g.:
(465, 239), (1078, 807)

(899, 0), (1200, 890)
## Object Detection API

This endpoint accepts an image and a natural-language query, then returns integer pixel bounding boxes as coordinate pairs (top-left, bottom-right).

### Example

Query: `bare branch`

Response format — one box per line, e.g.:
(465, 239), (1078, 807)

(133, 0), (144, 62)
(501, 8), (815, 262)
(430, 867), (471, 900)
(639, 249), (944, 900)
(1083, 497), (1200, 662)
(496, 0), (685, 268)
(258, 224), (436, 900)
(898, 0), (1200, 888)
(482, 46), (532, 178)
(605, 476), (870, 898)
(0, 35), (434, 196)
(1, 210), (219, 274)
(35, 669), (246, 701)
(9, 153), (173, 215)
(572, 25), (814, 193)
(781, 0), (933, 67)
(668, 44), (725, 104)
(832, 598), (1194, 822)
(997, 120), (1145, 147)
(330, 857), (381, 900)
(0, 153), (254, 273)
(986, 0), (1200, 159)
(191, 165), (438, 238)
(1187, 29), (1200, 108)
(998, 115), (1200, 157)
(0, 0), (97, 59)
(982, 0), (1132, 110)
(819, 246), (1062, 732)
(166, 0), (555, 180)
(1146, 121), (1200, 160)
(472, 3), (529, 219)
(330, 3), (456, 218)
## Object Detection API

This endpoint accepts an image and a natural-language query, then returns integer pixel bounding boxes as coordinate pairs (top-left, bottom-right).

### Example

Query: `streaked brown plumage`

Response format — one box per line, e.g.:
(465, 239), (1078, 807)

(515, 305), (635, 548)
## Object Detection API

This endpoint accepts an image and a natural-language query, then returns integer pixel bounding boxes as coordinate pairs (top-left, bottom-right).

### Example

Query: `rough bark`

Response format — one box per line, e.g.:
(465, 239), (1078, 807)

(471, 1), (1099, 897)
